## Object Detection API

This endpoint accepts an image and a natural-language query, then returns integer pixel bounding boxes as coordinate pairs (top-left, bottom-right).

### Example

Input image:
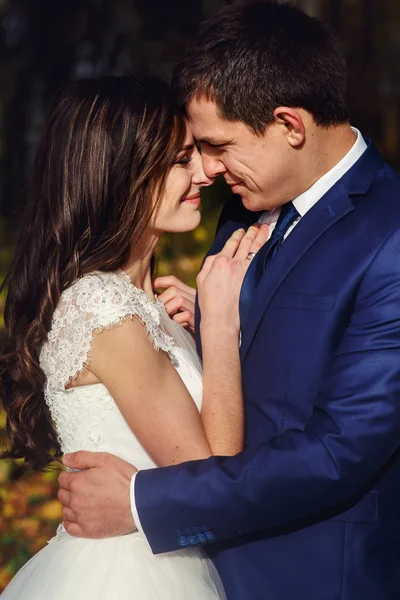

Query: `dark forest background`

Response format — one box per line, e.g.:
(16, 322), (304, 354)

(0, 0), (399, 589)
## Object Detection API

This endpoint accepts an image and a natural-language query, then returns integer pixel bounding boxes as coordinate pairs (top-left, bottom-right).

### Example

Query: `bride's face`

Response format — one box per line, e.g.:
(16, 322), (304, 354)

(151, 122), (213, 233)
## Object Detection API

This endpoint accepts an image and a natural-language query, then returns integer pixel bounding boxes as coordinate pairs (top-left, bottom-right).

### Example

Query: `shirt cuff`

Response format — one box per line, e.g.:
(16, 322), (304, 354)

(130, 471), (145, 536)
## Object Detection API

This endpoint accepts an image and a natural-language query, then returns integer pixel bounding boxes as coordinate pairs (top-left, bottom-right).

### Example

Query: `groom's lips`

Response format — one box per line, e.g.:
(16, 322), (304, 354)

(230, 182), (245, 193)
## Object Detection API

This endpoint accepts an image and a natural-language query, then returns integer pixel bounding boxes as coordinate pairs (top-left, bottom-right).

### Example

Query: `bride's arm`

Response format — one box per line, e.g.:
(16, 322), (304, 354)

(201, 321), (243, 454)
(200, 320), (243, 455)
(198, 225), (268, 455)
(87, 226), (268, 466)
(88, 319), (213, 466)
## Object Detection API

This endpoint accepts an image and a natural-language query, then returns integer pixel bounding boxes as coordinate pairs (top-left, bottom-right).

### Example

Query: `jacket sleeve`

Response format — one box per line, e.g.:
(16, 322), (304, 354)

(136, 224), (400, 554)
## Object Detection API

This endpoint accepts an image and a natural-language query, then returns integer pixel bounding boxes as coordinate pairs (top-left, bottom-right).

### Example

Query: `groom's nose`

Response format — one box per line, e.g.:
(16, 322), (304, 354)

(201, 152), (227, 179)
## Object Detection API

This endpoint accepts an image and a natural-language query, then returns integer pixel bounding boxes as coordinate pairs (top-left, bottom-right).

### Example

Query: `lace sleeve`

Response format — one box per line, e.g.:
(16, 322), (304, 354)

(40, 270), (175, 389)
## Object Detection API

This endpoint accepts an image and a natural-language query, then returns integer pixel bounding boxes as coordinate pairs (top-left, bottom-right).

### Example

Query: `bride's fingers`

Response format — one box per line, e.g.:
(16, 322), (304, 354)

(234, 224), (262, 261)
(197, 254), (216, 284)
(158, 287), (195, 308)
(163, 295), (194, 317)
(153, 276), (195, 297)
(198, 228), (247, 284)
(240, 225), (270, 274)
(218, 228), (246, 258)
(172, 310), (195, 330)
(248, 224), (270, 257)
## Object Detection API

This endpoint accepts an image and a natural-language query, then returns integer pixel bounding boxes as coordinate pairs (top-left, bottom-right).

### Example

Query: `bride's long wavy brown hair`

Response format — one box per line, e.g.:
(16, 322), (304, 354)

(0, 75), (186, 471)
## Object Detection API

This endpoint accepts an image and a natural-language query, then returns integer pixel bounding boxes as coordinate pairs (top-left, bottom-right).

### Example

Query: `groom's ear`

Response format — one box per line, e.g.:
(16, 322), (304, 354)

(273, 106), (306, 148)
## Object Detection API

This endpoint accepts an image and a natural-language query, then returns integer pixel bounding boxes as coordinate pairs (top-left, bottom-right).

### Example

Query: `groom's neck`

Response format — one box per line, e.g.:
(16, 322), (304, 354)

(299, 123), (357, 192)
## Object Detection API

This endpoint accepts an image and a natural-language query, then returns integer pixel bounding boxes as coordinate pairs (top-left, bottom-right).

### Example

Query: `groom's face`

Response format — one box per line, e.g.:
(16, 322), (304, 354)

(187, 98), (297, 211)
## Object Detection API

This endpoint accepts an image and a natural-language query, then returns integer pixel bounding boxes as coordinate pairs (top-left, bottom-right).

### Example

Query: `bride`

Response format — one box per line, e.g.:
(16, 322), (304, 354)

(0, 75), (268, 599)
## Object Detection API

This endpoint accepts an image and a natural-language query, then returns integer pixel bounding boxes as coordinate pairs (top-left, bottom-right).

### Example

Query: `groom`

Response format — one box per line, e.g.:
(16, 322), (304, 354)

(59, 2), (400, 598)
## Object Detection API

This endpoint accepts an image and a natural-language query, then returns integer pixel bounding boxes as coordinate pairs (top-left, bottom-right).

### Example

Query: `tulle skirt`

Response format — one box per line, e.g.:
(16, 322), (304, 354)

(0, 526), (226, 599)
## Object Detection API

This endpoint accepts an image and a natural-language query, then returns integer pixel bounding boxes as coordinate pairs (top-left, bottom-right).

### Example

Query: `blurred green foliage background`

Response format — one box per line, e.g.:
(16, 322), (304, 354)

(0, 0), (400, 590)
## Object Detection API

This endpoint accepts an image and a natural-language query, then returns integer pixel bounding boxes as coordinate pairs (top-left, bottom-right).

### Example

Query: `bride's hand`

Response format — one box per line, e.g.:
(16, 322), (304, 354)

(197, 224), (269, 334)
(153, 276), (196, 334)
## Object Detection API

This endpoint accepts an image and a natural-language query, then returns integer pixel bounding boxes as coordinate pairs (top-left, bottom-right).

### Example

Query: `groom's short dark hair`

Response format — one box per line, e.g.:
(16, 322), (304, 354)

(172, 0), (350, 133)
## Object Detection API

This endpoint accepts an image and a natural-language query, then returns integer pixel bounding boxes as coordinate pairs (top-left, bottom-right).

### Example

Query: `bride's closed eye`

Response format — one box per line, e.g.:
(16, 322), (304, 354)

(175, 155), (193, 167)
(175, 142), (196, 167)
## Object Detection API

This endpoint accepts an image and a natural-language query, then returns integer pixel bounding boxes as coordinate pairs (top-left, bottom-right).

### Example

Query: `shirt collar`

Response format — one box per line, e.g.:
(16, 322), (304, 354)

(292, 127), (367, 217)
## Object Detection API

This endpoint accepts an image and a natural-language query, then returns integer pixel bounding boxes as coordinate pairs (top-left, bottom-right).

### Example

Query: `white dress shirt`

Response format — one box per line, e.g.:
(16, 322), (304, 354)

(130, 127), (367, 538)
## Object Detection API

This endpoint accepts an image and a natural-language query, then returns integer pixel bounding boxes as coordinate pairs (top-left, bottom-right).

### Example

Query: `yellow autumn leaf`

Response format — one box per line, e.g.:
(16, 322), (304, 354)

(0, 407), (6, 428)
(13, 517), (40, 538)
(192, 225), (209, 244)
(34, 499), (63, 520)
(0, 568), (12, 591)
(25, 483), (50, 498)
(2, 500), (17, 519)
(0, 461), (10, 484)
(175, 256), (196, 274)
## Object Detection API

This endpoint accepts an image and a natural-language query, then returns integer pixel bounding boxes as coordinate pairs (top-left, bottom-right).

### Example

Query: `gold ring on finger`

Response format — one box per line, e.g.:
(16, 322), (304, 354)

(246, 252), (257, 261)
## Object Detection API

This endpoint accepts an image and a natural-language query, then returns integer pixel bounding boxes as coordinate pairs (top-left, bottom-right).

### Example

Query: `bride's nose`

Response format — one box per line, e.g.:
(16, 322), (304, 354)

(192, 153), (214, 188)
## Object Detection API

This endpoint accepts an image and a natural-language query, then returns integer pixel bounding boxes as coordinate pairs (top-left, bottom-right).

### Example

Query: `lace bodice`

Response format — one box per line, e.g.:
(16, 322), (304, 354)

(39, 270), (203, 468)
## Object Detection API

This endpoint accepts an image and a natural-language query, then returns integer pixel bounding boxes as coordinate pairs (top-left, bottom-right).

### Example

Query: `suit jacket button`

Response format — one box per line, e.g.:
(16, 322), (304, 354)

(185, 528), (191, 535)
(205, 531), (215, 542)
(197, 533), (207, 544)
(192, 526), (200, 534)
(178, 536), (189, 547)
(188, 535), (198, 546)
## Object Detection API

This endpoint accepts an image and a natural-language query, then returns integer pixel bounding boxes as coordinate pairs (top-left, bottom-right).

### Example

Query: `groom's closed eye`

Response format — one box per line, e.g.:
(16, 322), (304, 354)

(196, 138), (233, 150)
(198, 143), (229, 156)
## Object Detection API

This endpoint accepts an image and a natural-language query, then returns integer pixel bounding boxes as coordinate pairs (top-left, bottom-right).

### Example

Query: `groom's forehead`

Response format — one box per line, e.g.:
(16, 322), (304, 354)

(187, 98), (239, 139)
(187, 98), (225, 126)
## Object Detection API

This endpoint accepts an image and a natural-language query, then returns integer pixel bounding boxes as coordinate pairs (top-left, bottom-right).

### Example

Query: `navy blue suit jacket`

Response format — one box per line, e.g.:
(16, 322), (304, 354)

(136, 140), (400, 599)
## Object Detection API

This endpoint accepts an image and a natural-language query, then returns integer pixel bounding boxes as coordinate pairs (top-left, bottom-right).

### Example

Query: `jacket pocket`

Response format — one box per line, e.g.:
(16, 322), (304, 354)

(270, 292), (335, 311)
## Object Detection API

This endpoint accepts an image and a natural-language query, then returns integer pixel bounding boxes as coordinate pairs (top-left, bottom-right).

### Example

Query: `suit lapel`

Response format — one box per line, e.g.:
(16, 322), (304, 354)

(239, 183), (355, 362)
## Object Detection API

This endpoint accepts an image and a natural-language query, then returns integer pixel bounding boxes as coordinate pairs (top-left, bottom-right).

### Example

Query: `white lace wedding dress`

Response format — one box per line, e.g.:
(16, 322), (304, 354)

(1, 270), (225, 600)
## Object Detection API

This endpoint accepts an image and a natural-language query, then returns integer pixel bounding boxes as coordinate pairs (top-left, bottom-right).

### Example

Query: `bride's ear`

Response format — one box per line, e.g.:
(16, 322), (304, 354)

(273, 107), (306, 148)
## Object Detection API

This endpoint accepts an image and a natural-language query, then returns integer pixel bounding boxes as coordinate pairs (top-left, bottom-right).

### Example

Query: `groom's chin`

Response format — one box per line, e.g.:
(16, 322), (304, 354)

(229, 183), (265, 211)
(240, 192), (263, 212)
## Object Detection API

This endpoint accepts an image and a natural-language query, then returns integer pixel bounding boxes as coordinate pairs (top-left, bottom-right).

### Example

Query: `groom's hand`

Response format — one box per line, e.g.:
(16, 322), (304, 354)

(58, 451), (137, 538)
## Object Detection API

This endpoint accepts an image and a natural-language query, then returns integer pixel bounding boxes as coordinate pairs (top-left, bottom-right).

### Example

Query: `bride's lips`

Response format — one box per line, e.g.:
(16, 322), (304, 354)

(181, 192), (201, 206)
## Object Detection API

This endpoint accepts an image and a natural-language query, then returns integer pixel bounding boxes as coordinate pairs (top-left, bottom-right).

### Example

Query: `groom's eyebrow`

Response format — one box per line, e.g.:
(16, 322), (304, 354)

(196, 137), (233, 146)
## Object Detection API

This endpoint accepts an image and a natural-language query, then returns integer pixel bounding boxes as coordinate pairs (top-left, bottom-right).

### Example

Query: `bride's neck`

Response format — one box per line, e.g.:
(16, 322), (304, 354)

(122, 230), (160, 298)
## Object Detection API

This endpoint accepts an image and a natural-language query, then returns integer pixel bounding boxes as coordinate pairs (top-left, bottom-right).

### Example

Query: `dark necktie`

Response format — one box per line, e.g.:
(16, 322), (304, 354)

(239, 201), (299, 328)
